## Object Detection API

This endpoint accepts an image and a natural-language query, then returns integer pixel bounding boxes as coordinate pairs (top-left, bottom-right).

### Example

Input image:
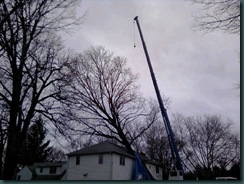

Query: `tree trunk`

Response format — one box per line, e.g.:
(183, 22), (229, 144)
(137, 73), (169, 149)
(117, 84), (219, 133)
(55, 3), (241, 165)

(3, 127), (18, 180)
(0, 124), (4, 179)
(117, 124), (133, 153)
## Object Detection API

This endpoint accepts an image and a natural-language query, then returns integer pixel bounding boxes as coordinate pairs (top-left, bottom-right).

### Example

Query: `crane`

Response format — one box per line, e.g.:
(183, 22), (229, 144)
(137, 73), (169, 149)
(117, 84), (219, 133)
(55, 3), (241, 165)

(133, 16), (183, 180)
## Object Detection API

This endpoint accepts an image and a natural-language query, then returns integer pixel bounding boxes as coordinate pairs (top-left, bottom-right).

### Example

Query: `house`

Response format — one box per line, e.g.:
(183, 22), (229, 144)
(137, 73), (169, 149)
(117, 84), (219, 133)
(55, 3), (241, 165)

(16, 141), (163, 180)
(16, 165), (36, 180)
(66, 141), (163, 180)
(16, 162), (66, 180)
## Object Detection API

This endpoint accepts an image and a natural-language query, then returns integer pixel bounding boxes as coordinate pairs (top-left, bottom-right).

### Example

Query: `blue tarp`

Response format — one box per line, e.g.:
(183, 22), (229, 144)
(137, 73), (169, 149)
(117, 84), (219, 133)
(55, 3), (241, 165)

(132, 152), (154, 180)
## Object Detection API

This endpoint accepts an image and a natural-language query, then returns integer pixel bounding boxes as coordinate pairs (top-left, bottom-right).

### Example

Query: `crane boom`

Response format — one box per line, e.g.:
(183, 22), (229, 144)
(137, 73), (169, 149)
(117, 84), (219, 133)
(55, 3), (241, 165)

(133, 16), (183, 180)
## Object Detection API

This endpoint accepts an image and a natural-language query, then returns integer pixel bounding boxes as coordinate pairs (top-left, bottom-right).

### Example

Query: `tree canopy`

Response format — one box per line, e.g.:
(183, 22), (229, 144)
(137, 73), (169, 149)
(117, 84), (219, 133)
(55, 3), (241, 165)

(61, 46), (160, 153)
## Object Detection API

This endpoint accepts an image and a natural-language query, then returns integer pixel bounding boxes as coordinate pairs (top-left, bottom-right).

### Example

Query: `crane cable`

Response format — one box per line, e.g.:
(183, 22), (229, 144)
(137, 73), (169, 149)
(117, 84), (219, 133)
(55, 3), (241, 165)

(133, 20), (136, 48)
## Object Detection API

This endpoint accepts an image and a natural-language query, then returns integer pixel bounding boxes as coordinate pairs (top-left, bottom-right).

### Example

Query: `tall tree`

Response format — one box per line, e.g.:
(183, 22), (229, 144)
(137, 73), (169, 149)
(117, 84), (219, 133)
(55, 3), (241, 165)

(173, 114), (240, 179)
(0, 105), (8, 179)
(190, 0), (240, 34)
(0, 0), (83, 179)
(61, 46), (159, 153)
(19, 117), (52, 167)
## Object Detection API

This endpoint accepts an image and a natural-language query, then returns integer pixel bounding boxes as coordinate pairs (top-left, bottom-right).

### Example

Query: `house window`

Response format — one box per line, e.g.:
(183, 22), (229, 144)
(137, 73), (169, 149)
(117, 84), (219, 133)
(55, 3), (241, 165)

(156, 166), (159, 173)
(98, 154), (103, 164)
(40, 167), (43, 173)
(169, 171), (177, 176)
(50, 167), (57, 174)
(76, 156), (80, 165)
(120, 156), (125, 166)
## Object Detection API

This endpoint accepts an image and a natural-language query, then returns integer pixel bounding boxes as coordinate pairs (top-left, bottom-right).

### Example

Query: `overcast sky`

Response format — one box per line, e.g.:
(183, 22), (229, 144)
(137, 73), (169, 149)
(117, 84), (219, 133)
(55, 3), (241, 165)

(62, 0), (240, 133)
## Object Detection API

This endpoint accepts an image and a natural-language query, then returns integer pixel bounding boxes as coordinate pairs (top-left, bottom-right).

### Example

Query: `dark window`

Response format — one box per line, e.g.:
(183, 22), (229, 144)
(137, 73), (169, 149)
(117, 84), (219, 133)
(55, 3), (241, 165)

(98, 154), (103, 164)
(120, 156), (125, 166)
(50, 167), (57, 174)
(156, 166), (159, 173)
(76, 156), (80, 165)
(40, 167), (43, 173)
(169, 171), (177, 177)
(179, 171), (183, 176)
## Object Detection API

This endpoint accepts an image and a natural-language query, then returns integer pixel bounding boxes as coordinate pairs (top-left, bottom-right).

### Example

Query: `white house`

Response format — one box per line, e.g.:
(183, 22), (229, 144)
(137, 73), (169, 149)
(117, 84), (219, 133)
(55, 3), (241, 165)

(16, 162), (66, 180)
(66, 141), (163, 180)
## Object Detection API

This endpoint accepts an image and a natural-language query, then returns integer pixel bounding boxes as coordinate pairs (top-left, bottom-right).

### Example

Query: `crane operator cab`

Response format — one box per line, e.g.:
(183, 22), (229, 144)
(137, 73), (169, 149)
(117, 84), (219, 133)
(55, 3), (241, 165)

(168, 170), (183, 180)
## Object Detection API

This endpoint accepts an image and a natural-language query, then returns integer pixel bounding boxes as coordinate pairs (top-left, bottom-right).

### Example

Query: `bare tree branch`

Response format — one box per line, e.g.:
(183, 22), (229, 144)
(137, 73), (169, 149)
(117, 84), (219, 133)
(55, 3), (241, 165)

(0, 0), (84, 179)
(173, 113), (240, 179)
(60, 46), (159, 153)
(189, 0), (240, 34)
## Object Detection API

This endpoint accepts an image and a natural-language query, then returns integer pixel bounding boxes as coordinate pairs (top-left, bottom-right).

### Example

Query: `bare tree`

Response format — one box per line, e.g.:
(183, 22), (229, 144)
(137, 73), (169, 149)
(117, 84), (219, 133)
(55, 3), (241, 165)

(61, 46), (159, 153)
(0, 105), (8, 178)
(47, 147), (66, 162)
(142, 123), (171, 180)
(0, 0), (83, 179)
(190, 0), (240, 34)
(173, 114), (240, 179)
(1, 33), (69, 179)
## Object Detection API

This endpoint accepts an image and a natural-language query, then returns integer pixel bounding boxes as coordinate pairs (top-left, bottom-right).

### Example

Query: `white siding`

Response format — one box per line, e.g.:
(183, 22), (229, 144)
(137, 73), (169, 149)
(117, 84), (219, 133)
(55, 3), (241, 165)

(61, 172), (67, 180)
(111, 154), (134, 180)
(66, 154), (113, 180)
(146, 163), (163, 180)
(16, 166), (33, 180)
(66, 153), (162, 180)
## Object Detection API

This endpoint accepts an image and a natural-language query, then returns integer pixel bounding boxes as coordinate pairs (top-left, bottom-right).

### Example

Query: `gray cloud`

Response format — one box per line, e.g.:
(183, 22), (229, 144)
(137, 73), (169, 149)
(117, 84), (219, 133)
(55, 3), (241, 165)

(62, 0), (240, 132)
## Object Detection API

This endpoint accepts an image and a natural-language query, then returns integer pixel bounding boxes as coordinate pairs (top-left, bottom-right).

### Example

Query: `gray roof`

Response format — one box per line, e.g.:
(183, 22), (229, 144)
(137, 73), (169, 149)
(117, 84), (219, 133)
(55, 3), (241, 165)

(33, 162), (66, 167)
(67, 141), (134, 158)
(140, 154), (162, 166)
(27, 165), (37, 173)
(67, 141), (162, 167)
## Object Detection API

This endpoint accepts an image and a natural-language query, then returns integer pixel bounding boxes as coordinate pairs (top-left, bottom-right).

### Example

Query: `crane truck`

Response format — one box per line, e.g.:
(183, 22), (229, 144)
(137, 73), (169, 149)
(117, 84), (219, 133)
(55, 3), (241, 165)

(133, 16), (183, 180)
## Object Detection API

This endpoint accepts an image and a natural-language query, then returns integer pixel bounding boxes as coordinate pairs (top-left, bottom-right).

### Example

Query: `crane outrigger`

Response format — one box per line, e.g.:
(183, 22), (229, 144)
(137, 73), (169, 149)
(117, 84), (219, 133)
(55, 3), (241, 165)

(133, 16), (183, 180)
